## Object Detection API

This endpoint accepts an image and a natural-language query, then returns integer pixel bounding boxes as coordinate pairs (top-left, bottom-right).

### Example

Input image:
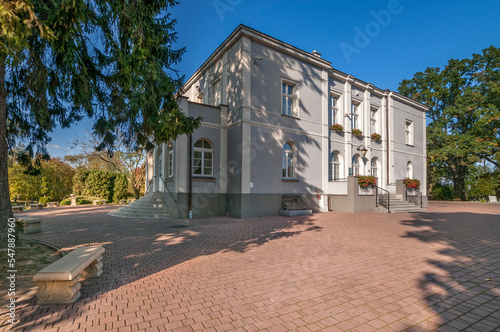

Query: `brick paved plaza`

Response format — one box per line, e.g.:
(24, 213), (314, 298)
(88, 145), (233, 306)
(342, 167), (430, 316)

(3, 202), (500, 331)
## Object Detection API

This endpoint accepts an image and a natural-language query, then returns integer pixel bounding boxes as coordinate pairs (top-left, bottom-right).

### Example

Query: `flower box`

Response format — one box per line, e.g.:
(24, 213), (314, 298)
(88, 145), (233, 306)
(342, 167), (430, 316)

(352, 129), (363, 137)
(404, 178), (420, 190)
(331, 124), (343, 132)
(371, 133), (381, 140)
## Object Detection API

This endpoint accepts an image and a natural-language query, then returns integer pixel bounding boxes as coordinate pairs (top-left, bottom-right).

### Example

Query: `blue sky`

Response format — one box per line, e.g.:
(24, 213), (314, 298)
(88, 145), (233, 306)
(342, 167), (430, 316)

(46, 0), (500, 158)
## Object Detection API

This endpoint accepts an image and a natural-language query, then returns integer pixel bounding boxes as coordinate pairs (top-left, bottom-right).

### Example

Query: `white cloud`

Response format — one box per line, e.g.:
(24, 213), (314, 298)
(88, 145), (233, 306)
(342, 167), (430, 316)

(51, 144), (61, 149)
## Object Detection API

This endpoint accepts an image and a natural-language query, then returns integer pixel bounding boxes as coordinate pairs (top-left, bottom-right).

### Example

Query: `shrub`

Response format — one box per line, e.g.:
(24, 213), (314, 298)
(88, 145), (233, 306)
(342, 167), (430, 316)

(39, 197), (52, 205)
(358, 176), (377, 188)
(404, 178), (421, 190)
(331, 124), (344, 132)
(76, 197), (93, 205)
(371, 133), (381, 140)
(84, 170), (115, 202)
(430, 183), (453, 201)
(60, 198), (71, 206)
(352, 129), (363, 137)
(113, 173), (128, 202)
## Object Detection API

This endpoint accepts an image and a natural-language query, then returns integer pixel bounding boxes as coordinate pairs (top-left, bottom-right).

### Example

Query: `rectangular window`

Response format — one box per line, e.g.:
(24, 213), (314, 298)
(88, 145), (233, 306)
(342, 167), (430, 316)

(351, 102), (360, 130)
(211, 79), (221, 106)
(405, 120), (413, 145)
(282, 82), (295, 117)
(167, 143), (174, 178)
(371, 108), (378, 134)
(329, 95), (339, 127)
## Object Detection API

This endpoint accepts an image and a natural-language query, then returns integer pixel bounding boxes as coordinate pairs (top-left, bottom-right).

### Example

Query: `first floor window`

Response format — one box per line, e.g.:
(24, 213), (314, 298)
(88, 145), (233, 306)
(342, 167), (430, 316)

(193, 139), (213, 176)
(282, 142), (295, 179)
(406, 161), (413, 179)
(282, 82), (295, 116)
(167, 142), (174, 178)
(352, 155), (360, 176)
(211, 79), (221, 106)
(371, 158), (378, 178)
(330, 151), (341, 181)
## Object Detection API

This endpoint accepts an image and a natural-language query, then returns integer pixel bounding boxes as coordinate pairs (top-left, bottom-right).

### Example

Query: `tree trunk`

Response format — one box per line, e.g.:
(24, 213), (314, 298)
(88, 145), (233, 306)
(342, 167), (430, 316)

(0, 59), (15, 247)
(452, 166), (467, 201)
(133, 186), (140, 199)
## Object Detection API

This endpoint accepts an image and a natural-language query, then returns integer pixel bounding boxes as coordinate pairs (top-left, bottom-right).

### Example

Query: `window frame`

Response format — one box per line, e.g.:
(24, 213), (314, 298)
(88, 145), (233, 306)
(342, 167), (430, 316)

(211, 78), (221, 106)
(371, 158), (378, 179)
(167, 142), (174, 178)
(406, 161), (413, 179)
(329, 151), (341, 181)
(282, 141), (296, 180)
(405, 120), (413, 146)
(193, 139), (214, 177)
(329, 94), (340, 127)
(281, 80), (298, 118)
(352, 154), (360, 176)
(351, 102), (360, 131)
(371, 107), (378, 134)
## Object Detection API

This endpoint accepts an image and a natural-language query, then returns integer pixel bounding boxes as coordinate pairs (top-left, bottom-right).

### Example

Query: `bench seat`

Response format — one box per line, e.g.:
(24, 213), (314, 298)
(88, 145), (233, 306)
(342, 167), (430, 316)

(93, 199), (107, 205)
(34, 246), (105, 304)
(47, 202), (59, 208)
(31, 203), (43, 210)
(12, 206), (23, 213)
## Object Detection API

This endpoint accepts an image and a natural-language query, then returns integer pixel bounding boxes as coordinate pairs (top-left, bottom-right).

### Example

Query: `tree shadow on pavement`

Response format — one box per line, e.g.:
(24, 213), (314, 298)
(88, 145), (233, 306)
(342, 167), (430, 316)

(401, 206), (500, 331)
(6, 205), (322, 331)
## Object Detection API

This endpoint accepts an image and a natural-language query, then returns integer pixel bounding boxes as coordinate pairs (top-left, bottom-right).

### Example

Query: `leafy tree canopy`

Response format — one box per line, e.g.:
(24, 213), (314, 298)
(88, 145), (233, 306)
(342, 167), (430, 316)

(398, 46), (500, 200)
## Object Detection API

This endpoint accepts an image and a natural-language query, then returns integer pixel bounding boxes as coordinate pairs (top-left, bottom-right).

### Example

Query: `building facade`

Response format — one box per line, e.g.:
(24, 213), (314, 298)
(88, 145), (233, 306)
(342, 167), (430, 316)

(145, 25), (428, 218)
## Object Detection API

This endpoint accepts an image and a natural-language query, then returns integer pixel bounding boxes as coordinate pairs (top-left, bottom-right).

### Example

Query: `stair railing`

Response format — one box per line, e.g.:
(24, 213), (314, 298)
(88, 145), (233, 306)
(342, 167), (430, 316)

(376, 186), (390, 213)
(145, 176), (155, 194)
(159, 175), (177, 203)
(405, 188), (423, 208)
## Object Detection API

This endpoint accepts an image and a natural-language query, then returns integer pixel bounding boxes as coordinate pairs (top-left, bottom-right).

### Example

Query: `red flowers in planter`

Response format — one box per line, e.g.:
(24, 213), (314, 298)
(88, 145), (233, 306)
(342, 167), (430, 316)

(331, 124), (344, 132)
(352, 129), (363, 137)
(371, 133), (381, 140)
(404, 178), (420, 190)
(358, 176), (377, 188)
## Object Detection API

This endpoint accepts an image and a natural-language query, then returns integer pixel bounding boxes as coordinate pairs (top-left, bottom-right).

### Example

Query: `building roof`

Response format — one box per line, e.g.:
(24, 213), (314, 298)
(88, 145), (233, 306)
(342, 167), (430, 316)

(183, 24), (428, 112)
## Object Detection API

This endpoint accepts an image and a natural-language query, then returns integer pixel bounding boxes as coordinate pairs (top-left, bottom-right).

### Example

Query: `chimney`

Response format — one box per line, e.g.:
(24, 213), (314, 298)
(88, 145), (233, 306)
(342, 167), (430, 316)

(312, 50), (322, 58)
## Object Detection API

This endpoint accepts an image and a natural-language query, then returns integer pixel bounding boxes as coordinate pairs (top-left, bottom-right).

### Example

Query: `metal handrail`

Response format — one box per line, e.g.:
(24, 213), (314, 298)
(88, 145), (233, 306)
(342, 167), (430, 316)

(159, 175), (177, 203)
(376, 186), (390, 213)
(145, 177), (155, 194)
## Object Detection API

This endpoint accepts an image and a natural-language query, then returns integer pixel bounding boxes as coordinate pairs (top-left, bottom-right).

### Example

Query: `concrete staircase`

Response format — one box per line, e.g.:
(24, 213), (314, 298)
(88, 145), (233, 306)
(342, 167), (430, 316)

(377, 194), (426, 213)
(108, 192), (172, 218)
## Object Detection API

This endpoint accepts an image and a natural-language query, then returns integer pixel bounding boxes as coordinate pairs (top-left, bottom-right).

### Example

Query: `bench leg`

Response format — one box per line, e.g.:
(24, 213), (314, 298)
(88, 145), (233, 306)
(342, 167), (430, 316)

(82, 257), (103, 278)
(36, 277), (82, 305)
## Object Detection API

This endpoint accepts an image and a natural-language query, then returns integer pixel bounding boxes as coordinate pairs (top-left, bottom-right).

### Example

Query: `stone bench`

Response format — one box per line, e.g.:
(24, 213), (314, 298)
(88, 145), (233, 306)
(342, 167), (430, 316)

(33, 246), (105, 305)
(92, 199), (107, 205)
(16, 218), (42, 234)
(47, 202), (59, 208)
(12, 206), (23, 213)
(120, 199), (129, 204)
(31, 203), (43, 210)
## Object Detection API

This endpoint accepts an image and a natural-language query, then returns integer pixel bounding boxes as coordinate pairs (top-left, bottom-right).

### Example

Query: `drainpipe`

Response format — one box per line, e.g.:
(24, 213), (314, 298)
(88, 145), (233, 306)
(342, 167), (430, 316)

(385, 90), (390, 186)
(188, 133), (193, 219)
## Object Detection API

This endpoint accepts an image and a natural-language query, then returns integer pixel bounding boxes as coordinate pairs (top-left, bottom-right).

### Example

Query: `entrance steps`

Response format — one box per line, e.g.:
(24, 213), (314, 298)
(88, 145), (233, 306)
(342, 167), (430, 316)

(377, 194), (426, 213)
(108, 192), (172, 218)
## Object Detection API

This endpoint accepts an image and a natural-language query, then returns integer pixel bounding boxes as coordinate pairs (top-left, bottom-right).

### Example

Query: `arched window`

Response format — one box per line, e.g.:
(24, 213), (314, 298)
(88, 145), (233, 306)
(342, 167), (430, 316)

(371, 158), (379, 178)
(406, 161), (413, 179)
(193, 139), (213, 176)
(282, 142), (295, 179)
(330, 151), (341, 181)
(352, 155), (360, 176)
(167, 141), (174, 178)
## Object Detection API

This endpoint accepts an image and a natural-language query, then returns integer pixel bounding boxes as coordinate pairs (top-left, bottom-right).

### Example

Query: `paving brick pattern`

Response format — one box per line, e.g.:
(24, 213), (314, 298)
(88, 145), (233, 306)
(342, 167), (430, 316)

(2, 202), (500, 331)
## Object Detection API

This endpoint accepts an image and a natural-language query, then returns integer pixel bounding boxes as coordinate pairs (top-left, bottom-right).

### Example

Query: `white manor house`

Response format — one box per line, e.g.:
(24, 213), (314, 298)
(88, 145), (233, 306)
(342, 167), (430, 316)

(112, 25), (428, 219)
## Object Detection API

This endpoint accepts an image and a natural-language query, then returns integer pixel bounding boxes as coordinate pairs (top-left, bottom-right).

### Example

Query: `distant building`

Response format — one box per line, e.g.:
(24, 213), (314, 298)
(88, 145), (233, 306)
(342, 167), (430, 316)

(145, 25), (428, 218)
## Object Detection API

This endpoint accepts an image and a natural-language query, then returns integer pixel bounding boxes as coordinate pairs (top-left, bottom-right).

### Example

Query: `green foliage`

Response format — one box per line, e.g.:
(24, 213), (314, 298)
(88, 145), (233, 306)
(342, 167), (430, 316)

(84, 170), (115, 202)
(73, 169), (90, 195)
(358, 176), (377, 188)
(38, 196), (52, 205)
(466, 165), (499, 200)
(398, 46), (500, 200)
(113, 173), (128, 202)
(8, 157), (73, 201)
(430, 183), (454, 201)
(77, 198), (92, 205)
(60, 198), (71, 206)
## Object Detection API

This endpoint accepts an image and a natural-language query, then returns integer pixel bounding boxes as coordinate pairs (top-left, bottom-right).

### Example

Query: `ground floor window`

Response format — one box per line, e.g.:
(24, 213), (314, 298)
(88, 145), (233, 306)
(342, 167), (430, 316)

(193, 139), (213, 176)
